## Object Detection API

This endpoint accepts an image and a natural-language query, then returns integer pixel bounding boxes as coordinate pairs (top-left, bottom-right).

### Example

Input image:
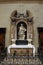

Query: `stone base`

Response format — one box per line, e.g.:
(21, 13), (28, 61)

(15, 40), (28, 45)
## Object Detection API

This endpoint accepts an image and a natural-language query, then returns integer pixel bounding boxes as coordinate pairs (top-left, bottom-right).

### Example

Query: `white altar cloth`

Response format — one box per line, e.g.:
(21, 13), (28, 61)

(7, 43), (35, 57)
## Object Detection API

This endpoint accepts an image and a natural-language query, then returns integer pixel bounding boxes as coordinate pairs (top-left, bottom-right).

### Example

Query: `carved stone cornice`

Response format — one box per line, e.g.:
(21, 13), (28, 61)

(0, 0), (43, 3)
(10, 10), (33, 23)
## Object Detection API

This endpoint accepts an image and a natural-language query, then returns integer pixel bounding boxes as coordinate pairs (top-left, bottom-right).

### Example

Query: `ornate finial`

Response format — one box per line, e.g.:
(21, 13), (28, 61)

(11, 10), (17, 17)
(26, 10), (33, 23)
(10, 10), (17, 22)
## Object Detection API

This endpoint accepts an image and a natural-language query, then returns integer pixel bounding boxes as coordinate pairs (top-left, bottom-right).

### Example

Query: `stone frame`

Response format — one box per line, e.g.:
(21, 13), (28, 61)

(10, 10), (33, 43)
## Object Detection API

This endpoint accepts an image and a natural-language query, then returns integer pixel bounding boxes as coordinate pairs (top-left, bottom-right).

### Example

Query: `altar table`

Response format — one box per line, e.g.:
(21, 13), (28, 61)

(7, 43), (35, 57)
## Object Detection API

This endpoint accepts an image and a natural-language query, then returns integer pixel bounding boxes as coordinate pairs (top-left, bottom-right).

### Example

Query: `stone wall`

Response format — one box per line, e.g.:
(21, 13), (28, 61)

(0, 3), (43, 53)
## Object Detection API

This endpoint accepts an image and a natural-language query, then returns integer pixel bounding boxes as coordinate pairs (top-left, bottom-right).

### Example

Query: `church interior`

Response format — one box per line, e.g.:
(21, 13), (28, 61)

(0, 0), (43, 65)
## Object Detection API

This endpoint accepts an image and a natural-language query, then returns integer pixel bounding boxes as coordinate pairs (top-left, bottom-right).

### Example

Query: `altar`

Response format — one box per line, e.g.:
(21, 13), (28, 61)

(8, 10), (35, 57)
(7, 42), (35, 57)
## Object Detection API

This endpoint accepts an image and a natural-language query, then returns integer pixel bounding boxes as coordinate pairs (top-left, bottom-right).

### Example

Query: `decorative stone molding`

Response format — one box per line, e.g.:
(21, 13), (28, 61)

(10, 10), (33, 42)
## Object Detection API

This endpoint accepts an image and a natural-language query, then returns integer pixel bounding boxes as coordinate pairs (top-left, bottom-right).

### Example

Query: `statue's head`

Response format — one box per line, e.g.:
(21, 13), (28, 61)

(21, 24), (23, 26)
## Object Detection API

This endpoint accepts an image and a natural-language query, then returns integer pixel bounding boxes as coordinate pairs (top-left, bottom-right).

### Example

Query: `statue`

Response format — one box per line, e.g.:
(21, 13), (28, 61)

(18, 24), (26, 40)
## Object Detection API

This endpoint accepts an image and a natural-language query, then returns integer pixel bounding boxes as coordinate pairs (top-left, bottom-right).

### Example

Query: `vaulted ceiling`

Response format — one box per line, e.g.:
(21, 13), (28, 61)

(0, 0), (43, 3)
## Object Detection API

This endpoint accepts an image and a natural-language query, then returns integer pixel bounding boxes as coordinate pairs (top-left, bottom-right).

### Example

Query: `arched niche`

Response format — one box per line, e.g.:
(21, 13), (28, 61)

(10, 10), (33, 42)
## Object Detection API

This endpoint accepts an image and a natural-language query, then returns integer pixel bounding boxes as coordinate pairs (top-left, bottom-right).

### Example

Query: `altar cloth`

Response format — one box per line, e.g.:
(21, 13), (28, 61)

(7, 43), (35, 57)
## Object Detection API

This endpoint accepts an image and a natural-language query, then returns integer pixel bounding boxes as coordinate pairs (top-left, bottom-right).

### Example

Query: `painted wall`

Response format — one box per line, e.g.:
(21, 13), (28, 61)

(0, 3), (43, 53)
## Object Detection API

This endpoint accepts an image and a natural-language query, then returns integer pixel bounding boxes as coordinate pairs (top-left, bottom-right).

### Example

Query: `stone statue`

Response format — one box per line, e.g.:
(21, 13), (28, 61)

(18, 24), (26, 40)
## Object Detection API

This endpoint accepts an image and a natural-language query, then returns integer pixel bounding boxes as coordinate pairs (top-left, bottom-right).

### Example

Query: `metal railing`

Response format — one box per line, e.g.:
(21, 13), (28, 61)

(0, 53), (43, 65)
